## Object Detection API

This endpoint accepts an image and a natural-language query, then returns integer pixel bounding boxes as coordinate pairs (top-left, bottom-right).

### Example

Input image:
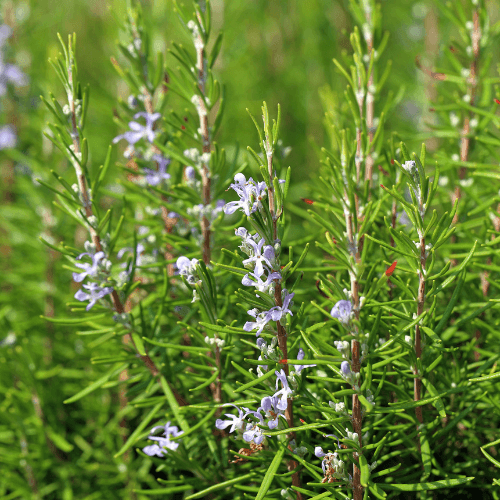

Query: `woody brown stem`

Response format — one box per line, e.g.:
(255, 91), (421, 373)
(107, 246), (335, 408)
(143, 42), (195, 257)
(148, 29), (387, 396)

(193, 16), (222, 407)
(266, 139), (301, 500)
(65, 54), (186, 407)
(415, 233), (426, 426)
(131, 27), (177, 272)
(345, 116), (363, 500)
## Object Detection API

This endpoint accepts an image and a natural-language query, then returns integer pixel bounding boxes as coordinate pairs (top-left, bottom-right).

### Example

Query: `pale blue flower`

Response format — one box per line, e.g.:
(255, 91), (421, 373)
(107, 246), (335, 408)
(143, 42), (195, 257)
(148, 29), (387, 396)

(331, 300), (353, 325)
(176, 256), (199, 284)
(113, 112), (161, 145)
(242, 238), (275, 277)
(242, 415), (266, 445)
(215, 404), (251, 434)
(258, 395), (286, 429)
(0, 25), (28, 95)
(117, 243), (146, 273)
(72, 251), (107, 283)
(142, 421), (183, 458)
(185, 165), (195, 180)
(0, 25), (12, 47)
(144, 155), (171, 186)
(74, 282), (113, 311)
(274, 369), (293, 411)
(241, 270), (281, 292)
(223, 173), (267, 216)
(267, 289), (294, 322)
(340, 361), (351, 377)
(243, 308), (273, 336)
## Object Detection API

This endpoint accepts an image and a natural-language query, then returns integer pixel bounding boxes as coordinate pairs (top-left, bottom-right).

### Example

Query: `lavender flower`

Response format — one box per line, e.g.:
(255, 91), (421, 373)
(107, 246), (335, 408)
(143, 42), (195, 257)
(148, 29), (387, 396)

(185, 165), (195, 180)
(330, 300), (353, 325)
(243, 308), (274, 336)
(0, 62), (27, 94)
(74, 282), (113, 311)
(242, 414), (266, 445)
(112, 112), (161, 146)
(340, 361), (351, 377)
(142, 421), (183, 458)
(235, 226), (250, 239)
(215, 404), (251, 434)
(267, 289), (294, 322)
(256, 338), (266, 349)
(127, 95), (138, 109)
(72, 251), (107, 283)
(143, 155), (171, 186)
(223, 173), (267, 216)
(236, 227), (262, 256)
(242, 238), (275, 277)
(241, 270), (281, 292)
(213, 199), (226, 217)
(340, 360), (358, 387)
(0, 125), (16, 149)
(258, 395), (285, 429)
(176, 256), (199, 284)
(274, 369), (293, 411)
(314, 446), (347, 481)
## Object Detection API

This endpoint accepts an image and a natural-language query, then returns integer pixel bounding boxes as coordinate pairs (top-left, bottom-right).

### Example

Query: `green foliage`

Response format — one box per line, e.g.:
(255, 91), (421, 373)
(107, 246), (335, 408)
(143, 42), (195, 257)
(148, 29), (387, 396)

(1, 0), (500, 498)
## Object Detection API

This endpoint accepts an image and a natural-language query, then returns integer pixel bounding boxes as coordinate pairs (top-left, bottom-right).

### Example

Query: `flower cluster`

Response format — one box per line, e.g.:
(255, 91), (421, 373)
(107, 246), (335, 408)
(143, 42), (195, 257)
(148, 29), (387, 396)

(236, 228), (281, 290)
(176, 256), (199, 285)
(243, 289), (294, 336)
(215, 370), (292, 445)
(113, 111), (161, 149)
(73, 250), (114, 310)
(215, 350), (316, 448)
(314, 446), (350, 484)
(142, 422), (183, 458)
(223, 174), (267, 216)
(329, 400), (347, 414)
(143, 154), (171, 186)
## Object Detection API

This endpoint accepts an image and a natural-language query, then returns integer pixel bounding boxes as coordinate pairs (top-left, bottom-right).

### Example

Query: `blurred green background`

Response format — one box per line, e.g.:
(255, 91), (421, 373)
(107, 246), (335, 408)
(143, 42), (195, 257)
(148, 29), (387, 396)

(10, 0), (440, 181)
